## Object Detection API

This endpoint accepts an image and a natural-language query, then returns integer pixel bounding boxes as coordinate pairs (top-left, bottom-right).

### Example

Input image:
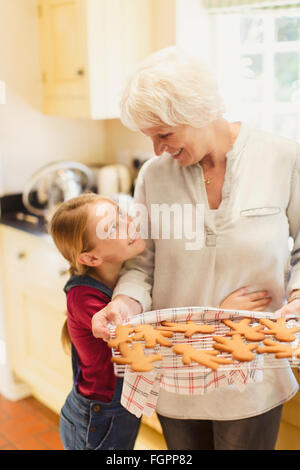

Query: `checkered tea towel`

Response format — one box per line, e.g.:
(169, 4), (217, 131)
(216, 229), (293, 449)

(109, 306), (298, 418)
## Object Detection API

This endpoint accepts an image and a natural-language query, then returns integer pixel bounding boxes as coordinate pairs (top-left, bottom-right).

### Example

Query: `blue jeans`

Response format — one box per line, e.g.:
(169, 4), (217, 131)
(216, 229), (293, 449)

(60, 378), (141, 450)
(157, 404), (283, 450)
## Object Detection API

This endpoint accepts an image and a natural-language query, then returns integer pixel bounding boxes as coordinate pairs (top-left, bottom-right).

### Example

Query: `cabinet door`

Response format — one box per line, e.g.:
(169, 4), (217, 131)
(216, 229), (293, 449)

(15, 282), (72, 413)
(37, 0), (152, 118)
(38, 0), (90, 116)
(0, 226), (72, 414)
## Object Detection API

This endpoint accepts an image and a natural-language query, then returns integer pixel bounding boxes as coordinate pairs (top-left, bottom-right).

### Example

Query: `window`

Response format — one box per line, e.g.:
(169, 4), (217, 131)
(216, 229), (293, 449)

(214, 10), (300, 142)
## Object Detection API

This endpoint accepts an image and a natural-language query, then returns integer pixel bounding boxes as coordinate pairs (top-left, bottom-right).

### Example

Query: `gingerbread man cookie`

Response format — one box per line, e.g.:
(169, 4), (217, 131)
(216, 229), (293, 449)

(259, 317), (300, 342)
(132, 324), (173, 348)
(158, 320), (215, 337)
(223, 318), (265, 341)
(107, 324), (133, 350)
(257, 339), (300, 358)
(111, 342), (162, 372)
(173, 344), (232, 371)
(213, 334), (258, 362)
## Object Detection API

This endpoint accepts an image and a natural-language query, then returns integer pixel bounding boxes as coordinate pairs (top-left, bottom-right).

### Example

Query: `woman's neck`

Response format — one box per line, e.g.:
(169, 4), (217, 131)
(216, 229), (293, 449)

(201, 120), (241, 170)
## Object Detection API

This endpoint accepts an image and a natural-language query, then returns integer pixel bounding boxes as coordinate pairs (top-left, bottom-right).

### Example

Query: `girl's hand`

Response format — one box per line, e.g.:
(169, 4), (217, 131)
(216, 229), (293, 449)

(220, 287), (272, 312)
(91, 295), (142, 341)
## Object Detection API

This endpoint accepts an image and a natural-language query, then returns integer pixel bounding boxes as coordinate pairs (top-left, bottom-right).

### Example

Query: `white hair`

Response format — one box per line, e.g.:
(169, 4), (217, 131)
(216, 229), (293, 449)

(120, 47), (225, 131)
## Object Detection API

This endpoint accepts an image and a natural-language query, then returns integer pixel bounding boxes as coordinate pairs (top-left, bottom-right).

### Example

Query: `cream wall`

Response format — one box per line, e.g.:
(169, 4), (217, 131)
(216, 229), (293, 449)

(106, 0), (177, 165)
(0, 0), (107, 195)
(106, 0), (212, 166)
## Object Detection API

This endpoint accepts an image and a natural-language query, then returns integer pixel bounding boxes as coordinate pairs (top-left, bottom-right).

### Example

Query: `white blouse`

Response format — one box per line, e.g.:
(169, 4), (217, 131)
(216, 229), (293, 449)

(113, 123), (300, 420)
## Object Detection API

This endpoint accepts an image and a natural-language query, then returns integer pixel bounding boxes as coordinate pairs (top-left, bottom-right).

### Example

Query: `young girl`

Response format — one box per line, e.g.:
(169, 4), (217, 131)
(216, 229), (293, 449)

(49, 193), (146, 450)
(50, 193), (272, 450)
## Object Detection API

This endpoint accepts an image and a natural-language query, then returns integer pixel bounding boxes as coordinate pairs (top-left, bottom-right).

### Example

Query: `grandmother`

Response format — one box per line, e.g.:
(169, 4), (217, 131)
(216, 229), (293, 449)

(92, 47), (300, 450)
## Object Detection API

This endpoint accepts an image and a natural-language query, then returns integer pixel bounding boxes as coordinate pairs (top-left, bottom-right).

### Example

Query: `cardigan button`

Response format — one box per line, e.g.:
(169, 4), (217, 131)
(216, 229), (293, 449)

(90, 426), (97, 432)
(93, 405), (101, 412)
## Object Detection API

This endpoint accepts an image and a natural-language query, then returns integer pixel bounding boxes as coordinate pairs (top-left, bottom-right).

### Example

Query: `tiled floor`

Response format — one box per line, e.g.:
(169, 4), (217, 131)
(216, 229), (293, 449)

(0, 392), (169, 450)
(0, 393), (166, 451)
(0, 394), (63, 450)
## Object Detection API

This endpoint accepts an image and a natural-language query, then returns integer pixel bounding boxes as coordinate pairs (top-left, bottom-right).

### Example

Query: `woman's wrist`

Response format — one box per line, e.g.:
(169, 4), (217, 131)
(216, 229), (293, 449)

(127, 296), (143, 315)
(113, 294), (142, 316)
(287, 290), (300, 304)
(287, 295), (300, 304)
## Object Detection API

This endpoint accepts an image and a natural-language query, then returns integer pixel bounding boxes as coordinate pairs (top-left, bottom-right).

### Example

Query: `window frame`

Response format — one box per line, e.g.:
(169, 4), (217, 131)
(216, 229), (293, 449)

(212, 8), (300, 140)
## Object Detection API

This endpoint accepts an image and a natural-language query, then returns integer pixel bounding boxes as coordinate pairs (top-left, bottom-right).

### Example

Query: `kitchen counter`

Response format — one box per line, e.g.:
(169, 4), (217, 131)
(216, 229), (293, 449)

(0, 193), (50, 239)
(0, 213), (49, 238)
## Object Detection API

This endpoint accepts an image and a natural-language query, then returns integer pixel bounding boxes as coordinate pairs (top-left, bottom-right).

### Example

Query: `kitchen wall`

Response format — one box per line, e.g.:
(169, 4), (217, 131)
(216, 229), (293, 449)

(106, 0), (212, 165)
(0, 0), (211, 194)
(0, 0), (107, 195)
(105, 0), (177, 165)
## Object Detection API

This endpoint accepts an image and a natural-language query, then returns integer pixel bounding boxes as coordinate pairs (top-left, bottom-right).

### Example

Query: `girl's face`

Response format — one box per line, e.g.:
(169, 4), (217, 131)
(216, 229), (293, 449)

(142, 123), (214, 167)
(84, 200), (146, 264)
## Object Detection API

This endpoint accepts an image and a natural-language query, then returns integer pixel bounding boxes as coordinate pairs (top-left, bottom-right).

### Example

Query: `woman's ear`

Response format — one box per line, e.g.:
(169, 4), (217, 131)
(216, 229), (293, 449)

(77, 251), (103, 267)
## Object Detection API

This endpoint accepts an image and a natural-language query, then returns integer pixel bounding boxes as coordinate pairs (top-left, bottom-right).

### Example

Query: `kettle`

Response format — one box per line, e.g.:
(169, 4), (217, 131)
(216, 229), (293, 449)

(93, 164), (132, 196)
(22, 161), (94, 218)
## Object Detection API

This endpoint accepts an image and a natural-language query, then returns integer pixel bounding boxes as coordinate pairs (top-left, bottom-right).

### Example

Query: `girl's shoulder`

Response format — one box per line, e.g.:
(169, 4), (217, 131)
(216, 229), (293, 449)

(65, 283), (111, 329)
(64, 275), (112, 318)
(64, 274), (112, 298)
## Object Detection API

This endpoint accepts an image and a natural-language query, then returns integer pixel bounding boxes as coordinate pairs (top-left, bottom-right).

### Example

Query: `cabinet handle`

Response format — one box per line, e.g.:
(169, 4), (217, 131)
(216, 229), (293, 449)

(17, 252), (27, 259)
(77, 69), (85, 76)
(59, 269), (69, 276)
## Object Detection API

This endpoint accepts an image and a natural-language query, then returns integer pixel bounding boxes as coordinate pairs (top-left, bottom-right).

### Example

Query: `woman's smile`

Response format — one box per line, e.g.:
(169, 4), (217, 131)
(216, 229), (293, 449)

(170, 148), (183, 159)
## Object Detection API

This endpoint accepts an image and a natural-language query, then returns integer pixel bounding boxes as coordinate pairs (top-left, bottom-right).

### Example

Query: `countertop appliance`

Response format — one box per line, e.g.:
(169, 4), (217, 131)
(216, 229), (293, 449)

(89, 163), (132, 197)
(22, 161), (94, 219)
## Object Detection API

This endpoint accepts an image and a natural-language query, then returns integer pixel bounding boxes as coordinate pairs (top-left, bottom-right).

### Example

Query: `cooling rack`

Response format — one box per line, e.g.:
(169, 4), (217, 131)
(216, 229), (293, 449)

(108, 307), (300, 378)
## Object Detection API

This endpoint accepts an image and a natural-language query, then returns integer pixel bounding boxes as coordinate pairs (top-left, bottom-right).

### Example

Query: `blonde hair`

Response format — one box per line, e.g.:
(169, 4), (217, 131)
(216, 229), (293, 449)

(120, 46), (225, 131)
(49, 193), (113, 354)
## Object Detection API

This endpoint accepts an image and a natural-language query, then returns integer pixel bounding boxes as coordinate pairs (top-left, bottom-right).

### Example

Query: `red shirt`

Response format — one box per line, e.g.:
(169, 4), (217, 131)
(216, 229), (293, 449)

(66, 285), (117, 402)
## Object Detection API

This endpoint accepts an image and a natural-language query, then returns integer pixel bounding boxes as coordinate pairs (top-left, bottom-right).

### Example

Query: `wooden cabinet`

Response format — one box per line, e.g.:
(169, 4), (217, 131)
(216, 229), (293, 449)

(0, 225), (72, 414)
(37, 0), (88, 106)
(37, 0), (152, 119)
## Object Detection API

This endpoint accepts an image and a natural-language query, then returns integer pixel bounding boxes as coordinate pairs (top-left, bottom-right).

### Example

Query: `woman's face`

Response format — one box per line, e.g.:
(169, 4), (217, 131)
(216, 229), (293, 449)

(142, 123), (213, 167)
(85, 201), (146, 264)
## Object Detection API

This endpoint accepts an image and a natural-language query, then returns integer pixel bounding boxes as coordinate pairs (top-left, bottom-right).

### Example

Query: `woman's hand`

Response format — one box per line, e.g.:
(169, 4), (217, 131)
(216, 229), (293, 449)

(220, 287), (272, 312)
(273, 299), (300, 318)
(91, 295), (142, 341)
